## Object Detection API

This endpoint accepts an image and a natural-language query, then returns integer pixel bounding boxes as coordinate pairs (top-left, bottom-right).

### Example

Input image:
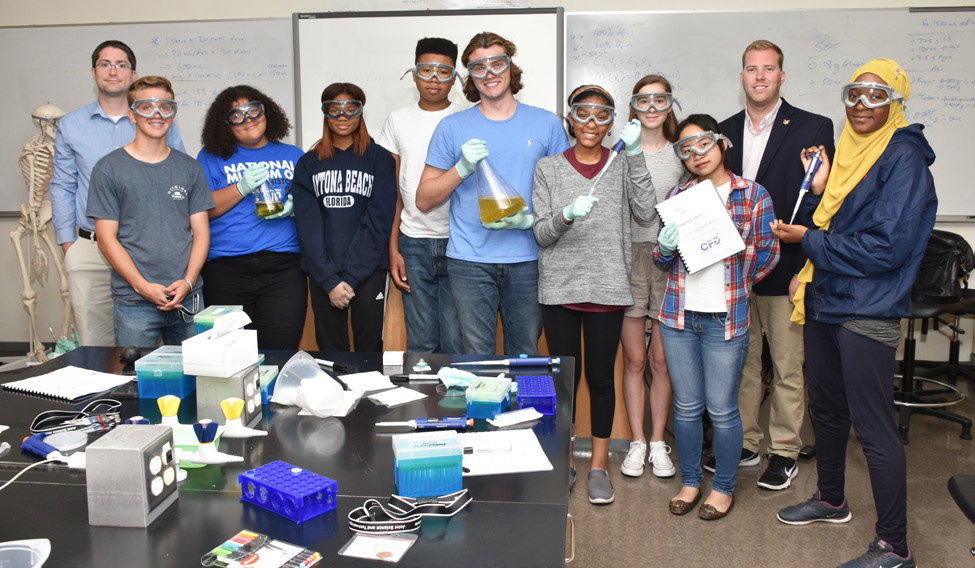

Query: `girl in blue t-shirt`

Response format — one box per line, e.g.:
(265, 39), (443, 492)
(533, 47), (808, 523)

(197, 85), (307, 350)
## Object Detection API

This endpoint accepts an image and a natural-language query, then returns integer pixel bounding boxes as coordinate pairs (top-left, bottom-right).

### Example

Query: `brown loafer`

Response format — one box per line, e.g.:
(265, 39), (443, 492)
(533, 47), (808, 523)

(669, 491), (702, 515)
(698, 494), (735, 521)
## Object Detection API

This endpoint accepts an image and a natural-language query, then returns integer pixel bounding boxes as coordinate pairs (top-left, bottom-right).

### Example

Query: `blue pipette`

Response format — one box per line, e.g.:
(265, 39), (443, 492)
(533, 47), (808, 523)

(789, 148), (823, 224)
(587, 139), (627, 197)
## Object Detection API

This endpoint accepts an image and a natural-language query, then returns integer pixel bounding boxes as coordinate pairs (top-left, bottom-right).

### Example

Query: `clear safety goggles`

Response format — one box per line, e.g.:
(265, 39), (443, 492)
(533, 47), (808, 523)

(841, 82), (904, 109)
(630, 92), (681, 113)
(569, 103), (616, 126)
(226, 102), (265, 125)
(466, 54), (511, 79)
(321, 100), (363, 119)
(130, 98), (177, 119)
(401, 62), (457, 83)
(674, 131), (732, 161)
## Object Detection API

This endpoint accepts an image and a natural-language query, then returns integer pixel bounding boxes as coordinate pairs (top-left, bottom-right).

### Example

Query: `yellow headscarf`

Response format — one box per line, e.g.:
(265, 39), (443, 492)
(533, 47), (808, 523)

(791, 59), (911, 323)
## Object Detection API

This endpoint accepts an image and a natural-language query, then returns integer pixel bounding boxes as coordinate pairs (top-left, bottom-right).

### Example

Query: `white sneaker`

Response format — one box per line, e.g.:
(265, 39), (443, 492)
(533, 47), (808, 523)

(620, 440), (647, 477)
(648, 440), (676, 477)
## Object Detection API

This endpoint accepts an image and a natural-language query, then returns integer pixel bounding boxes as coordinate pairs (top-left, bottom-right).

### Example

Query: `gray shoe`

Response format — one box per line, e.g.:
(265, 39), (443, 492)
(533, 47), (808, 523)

(587, 469), (614, 505)
(777, 490), (852, 525)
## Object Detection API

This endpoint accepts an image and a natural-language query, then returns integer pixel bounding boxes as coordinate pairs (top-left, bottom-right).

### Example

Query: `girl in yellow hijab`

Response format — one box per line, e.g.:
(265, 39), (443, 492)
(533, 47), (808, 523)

(771, 59), (935, 568)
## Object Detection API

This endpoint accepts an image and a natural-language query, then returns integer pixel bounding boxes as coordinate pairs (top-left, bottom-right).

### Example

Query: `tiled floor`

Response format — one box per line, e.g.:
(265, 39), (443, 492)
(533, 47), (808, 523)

(567, 377), (975, 567)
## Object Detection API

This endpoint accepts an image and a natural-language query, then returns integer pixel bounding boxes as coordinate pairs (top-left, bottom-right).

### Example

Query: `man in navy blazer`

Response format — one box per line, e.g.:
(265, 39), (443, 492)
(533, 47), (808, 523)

(717, 40), (835, 492)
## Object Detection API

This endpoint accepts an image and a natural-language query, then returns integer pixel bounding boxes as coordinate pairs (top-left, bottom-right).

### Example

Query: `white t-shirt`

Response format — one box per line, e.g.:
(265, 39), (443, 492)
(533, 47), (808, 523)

(684, 181), (732, 313)
(377, 102), (462, 239)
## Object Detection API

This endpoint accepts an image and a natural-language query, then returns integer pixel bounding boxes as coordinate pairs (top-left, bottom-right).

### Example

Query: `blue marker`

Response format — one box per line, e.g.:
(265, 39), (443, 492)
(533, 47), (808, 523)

(789, 148), (822, 224)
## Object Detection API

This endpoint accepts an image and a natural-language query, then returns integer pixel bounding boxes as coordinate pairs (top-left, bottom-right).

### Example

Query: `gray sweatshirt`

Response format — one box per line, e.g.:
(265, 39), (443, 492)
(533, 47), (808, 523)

(533, 150), (656, 306)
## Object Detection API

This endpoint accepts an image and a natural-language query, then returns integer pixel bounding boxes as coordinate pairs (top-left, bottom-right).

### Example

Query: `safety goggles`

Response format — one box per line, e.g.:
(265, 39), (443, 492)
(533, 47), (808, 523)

(630, 92), (681, 113)
(674, 131), (732, 161)
(226, 102), (265, 125)
(841, 82), (904, 109)
(130, 98), (177, 119)
(466, 54), (511, 79)
(321, 100), (363, 119)
(401, 62), (457, 83)
(569, 103), (616, 126)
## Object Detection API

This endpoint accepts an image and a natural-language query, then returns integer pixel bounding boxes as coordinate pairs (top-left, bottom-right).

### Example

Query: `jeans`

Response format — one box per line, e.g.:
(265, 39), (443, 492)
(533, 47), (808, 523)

(114, 291), (202, 347)
(447, 258), (542, 356)
(398, 235), (462, 354)
(660, 312), (748, 495)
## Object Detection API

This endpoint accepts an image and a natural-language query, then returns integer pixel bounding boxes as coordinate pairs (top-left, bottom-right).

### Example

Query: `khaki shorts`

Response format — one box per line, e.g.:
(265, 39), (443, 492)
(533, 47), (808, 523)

(624, 241), (670, 319)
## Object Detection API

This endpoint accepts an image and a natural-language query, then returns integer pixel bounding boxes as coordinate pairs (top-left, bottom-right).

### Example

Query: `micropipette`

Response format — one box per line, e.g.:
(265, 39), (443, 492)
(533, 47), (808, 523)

(376, 416), (473, 430)
(587, 139), (627, 197)
(452, 356), (560, 368)
(789, 148), (823, 224)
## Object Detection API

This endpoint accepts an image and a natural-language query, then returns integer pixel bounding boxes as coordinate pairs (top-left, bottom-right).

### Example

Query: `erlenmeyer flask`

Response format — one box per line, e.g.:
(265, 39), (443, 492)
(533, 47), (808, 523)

(474, 157), (525, 223)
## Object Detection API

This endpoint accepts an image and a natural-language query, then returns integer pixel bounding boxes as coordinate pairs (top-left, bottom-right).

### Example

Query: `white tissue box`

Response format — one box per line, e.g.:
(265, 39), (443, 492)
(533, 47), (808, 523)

(181, 328), (258, 377)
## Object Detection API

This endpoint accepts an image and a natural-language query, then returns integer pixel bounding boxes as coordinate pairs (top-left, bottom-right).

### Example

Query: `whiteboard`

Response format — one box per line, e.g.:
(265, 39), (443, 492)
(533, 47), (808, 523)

(0, 19), (294, 209)
(566, 9), (975, 219)
(294, 8), (563, 151)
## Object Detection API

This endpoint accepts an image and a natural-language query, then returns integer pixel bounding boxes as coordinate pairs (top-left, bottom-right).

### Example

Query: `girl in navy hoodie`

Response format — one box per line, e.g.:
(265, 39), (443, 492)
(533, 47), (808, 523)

(292, 82), (396, 352)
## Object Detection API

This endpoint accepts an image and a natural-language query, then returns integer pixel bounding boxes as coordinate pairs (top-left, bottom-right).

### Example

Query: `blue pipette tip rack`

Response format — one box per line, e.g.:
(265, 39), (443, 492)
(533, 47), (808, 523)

(515, 375), (557, 416)
(239, 461), (337, 524)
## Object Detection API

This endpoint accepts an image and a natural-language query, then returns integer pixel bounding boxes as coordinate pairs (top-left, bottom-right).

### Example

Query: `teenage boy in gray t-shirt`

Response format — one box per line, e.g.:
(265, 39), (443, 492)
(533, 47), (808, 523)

(87, 76), (214, 347)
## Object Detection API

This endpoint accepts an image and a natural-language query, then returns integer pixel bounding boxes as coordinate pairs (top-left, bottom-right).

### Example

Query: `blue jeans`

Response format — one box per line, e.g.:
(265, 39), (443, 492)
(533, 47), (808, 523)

(660, 312), (748, 495)
(398, 235), (462, 354)
(446, 258), (542, 356)
(114, 291), (202, 347)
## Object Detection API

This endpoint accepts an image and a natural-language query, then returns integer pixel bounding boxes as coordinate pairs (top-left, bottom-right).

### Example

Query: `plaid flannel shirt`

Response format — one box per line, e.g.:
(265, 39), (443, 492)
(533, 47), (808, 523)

(654, 171), (780, 340)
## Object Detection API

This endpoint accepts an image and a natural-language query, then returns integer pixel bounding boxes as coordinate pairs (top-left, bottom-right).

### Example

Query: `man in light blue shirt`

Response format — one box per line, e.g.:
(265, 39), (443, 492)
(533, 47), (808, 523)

(50, 40), (185, 346)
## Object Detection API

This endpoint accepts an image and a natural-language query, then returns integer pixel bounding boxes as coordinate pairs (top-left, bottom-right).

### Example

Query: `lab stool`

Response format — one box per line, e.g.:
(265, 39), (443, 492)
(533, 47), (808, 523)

(895, 295), (972, 443)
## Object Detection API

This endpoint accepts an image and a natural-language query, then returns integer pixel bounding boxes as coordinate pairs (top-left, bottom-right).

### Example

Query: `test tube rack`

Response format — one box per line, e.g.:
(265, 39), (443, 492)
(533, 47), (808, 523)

(239, 461), (337, 524)
(516, 375), (557, 416)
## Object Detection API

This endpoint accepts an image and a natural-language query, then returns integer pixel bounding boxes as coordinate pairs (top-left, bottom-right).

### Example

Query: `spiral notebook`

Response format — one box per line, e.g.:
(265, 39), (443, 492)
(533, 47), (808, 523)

(654, 179), (745, 274)
(3, 365), (134, 401)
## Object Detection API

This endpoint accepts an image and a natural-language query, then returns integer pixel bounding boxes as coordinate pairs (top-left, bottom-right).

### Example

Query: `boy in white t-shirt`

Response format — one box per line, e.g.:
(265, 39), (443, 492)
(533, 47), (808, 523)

(377, 37), (463, 353)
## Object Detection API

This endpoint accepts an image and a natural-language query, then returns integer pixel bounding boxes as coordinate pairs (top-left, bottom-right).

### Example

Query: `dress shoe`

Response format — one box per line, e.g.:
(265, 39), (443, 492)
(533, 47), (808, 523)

(669, 490), (701, 515)
(699, 494), (734, 521)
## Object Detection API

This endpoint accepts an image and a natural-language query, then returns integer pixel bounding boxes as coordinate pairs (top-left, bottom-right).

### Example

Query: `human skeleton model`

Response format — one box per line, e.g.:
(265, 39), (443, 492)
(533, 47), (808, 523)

(12, 104), (69, 362)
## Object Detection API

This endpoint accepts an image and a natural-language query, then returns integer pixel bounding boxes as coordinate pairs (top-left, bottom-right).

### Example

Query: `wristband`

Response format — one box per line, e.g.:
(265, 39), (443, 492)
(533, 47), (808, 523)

(184, 278), (193, 290)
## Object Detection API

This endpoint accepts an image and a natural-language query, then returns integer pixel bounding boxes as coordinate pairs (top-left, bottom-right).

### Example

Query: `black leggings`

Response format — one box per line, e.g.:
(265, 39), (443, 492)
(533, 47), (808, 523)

(309, 270), (388, 352)
(541, 305), (623, 439)
(201, 252), (307, 350)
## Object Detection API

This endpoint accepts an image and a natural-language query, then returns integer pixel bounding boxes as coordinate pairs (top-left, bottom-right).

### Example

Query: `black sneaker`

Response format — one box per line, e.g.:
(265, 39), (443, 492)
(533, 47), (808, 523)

(776, 490), (852, 525)
(703, 448), (760, 473)
(757, 454), (798, 490)
(838, 536), (915, 567)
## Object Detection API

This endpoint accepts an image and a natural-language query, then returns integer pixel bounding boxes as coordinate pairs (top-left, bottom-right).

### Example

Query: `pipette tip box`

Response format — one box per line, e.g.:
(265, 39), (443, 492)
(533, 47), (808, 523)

(239, 461), (337, 524)
(391, 431), (463, 498)
(465, 377), (512, 420)
(193, 305), (243, 335)
(515, 375), (556, 416)
(135, 345), (195, 399)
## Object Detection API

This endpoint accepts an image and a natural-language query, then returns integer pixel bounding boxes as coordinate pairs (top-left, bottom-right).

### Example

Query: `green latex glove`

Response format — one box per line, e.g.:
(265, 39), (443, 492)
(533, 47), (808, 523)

(456, 139), (489, 179)
(236, 163), (269, 196)
(263, 195), (294, 220)
(620, 119), (643, 156)
(658, 222), (679, 257)
(563, 195), (599, 222)
(483, 206), (534, 230)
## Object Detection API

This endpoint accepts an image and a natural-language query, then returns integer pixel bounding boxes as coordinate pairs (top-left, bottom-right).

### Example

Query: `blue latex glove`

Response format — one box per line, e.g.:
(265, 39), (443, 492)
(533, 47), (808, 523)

(237, 163), (269, 196)
(620, 119), (643, 156)
(456, 139), (489, 179)
(563, 195), (599, 222)
(658, 222), (679, 257)
(483, 206), (534, 230)
(263, 194), (294, 220)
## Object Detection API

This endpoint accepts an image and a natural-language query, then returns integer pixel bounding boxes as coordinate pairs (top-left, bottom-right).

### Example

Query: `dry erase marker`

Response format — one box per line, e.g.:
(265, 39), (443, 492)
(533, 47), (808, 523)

(789, 148), (822, 224)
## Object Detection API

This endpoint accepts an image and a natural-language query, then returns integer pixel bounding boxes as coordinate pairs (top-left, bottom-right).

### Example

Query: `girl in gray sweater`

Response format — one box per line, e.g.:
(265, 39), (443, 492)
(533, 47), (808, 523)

(532, 84), (656, 505)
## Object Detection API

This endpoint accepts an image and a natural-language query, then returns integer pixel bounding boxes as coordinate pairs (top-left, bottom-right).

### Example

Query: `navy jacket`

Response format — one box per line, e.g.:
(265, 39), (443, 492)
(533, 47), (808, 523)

(292, 139), (396, 293)
(721, 98), (835, 295)
(799, 124), (937, 323)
